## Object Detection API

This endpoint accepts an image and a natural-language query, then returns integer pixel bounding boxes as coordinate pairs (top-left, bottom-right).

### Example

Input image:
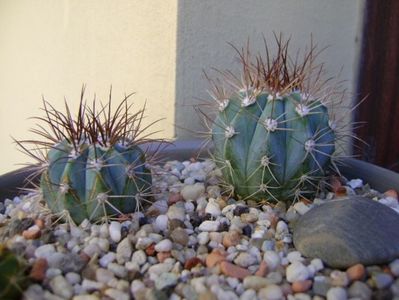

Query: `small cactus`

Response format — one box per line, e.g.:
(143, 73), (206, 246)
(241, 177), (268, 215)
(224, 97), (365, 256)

(0, 244), (29, 300)
(205, 35), (351, 202)
(18, 87), (162, 224)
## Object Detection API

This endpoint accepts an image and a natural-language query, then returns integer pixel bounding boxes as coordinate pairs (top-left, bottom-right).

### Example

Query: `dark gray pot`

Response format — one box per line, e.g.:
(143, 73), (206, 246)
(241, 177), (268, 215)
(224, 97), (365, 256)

(1, 139), (398, 201)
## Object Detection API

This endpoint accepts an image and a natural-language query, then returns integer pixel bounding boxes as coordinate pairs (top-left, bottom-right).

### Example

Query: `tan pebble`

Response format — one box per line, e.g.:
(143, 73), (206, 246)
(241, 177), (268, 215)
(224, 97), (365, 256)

(79, 251), (91, 263)
(22, 226), (41, 240)
(198, 290), (217, 300)
(168, 192), (184, 205)
(184, 257), (203, 270)
(346, 263), (366, 281)
(384, 189), (398, 199)
(30, 258), (48, 281)
(216, 198), (227, 209)
(145, 207), (160, 218)
(241, 213), (258, 223)
(270, 215), (279, 230)
(222, 230), (241, 248)
(115, 214), (130, 222)
(157, 251), (171, 263)
(291, 280), (313, 293)
(35, 219), (45, 229)
(255, 260), (268, 277)
(220, 261), (251, 279)
(206, 249), (226, 268)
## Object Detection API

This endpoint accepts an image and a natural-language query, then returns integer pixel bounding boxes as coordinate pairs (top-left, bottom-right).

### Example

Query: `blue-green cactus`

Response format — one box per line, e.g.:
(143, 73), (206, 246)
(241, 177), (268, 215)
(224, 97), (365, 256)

(18, 88), (158, 224)
(208, 36), (341, 202)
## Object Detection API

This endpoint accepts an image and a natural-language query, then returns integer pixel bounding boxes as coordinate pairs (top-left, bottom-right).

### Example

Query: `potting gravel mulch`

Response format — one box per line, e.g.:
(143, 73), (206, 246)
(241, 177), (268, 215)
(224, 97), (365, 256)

(1, 158), (399, 300)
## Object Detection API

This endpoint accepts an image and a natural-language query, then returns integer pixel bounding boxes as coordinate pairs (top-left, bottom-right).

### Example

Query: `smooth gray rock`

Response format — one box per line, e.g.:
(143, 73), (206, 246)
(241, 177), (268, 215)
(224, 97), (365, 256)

(293, 197), (399, 268)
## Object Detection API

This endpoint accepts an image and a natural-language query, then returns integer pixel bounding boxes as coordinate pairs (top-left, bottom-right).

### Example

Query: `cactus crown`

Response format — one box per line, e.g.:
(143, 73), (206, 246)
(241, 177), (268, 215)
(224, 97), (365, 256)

(17, 86), (162, 224)
(204, 35), (351, 203)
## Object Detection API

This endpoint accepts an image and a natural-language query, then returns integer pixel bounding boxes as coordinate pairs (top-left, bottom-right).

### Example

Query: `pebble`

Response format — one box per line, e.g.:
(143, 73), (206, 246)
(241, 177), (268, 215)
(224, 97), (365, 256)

(263, 251), (281, 270)
(154, 215), (169, 232)
(234, 252), (257, 267)
(197, 232), (210, 245)
(104, 288), (130, 300)
(243, 276), (270, 290)
(390, 259), (399, 276)
(181, 183), (205, 201)
(372, 272), (393, 289)
(206, 249), (226, 267)
(348, 281), (372, 299)
(35, 244), (56, 258)
(167, 205), (186, 222)
(99, 252), (116, 267)
(287, 251), (304, 263)
(346, 263), (365, 281)
(155, 272), (178, 290)
(170, 227), (189, 246)
(326, 287), (347, 300)
(116, 237), (132, 263)
(205, 199), (222, 217)
(220, 261), (251, 279)
(49, 275), (74, 299)
(330, 270), (349, 287)
(255, 261), (268, 277)
(155, 239), (173, 252)
(131, 250), (147, 266)
(199, 220), (220, 232)
(286, 261), (310, 283)
(109, 221), (122, 243)
(258, 284), (284, 300)
(30, 258), (48, 281)
(292, 280), (313, 293)
(293, 202), (311, 215)
(22, 225), (41, 239)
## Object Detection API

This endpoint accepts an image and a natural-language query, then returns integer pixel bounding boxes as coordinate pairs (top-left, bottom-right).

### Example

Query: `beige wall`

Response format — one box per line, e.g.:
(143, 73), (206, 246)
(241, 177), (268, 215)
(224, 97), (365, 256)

(0, 0), (177, 173)
(0, 0), (364, 174)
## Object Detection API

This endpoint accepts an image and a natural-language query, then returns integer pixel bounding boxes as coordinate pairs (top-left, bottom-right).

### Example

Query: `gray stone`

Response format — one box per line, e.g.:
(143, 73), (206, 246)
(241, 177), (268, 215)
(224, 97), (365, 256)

(170, 227), (189, 246)
(59, 252), (87, 273)
(348, 281), (372, 300)
(293, 197), (399, 268)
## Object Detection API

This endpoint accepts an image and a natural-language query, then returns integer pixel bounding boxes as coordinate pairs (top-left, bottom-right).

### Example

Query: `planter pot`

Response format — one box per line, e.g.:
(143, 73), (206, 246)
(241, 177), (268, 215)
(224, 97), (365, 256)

(1, 139), (399, 201)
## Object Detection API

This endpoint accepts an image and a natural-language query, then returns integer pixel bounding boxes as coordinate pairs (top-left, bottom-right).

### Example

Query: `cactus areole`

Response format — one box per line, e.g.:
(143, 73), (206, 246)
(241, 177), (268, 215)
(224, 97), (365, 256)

(208, 36), (343, 202)
(18, 87), (159, 224)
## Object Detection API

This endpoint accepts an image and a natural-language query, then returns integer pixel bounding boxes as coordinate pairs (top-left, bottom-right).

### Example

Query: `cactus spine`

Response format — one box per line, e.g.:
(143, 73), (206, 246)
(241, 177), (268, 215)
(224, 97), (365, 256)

(18, 87), (159, 224)
(207, 36), (344, 202)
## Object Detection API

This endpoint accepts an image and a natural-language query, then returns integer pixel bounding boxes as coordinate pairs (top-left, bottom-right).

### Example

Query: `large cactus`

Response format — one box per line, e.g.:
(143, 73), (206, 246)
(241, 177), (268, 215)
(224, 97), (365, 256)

(18, 88), (158, 224)
(208, 36), (343, 202)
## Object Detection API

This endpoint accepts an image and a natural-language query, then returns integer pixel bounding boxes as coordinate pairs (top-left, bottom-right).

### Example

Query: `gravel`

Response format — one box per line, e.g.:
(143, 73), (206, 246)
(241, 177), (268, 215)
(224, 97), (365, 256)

(0, 158), (399, 299)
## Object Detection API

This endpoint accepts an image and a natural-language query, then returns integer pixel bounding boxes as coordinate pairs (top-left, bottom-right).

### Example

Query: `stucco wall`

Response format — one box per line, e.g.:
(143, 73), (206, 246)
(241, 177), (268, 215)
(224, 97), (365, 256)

(175, 0), (366, 148)
(0, 1), (177, 173)
(0, 0), (364, 174)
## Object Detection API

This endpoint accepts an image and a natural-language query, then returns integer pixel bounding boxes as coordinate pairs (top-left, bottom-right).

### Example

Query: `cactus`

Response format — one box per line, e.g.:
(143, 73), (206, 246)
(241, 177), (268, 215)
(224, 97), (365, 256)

(206, 35), (348, 202)
(0, 244), (29, 300)
(17, 87), (161, 224)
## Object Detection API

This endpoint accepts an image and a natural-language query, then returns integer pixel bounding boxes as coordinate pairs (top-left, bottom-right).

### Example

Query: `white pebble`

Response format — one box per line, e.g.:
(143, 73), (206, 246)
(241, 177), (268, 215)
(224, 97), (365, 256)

(99, 252), (116, 268)
(184, 202), (195, 213)
(154, 215), (169, 232)
(326, 287), (347, 300)
(181, 183), (205, 201)
(205, 199), (222, 217)
(276, 220), (289, 234)
(390, 259), (399, 276)
(167, 205), (186, 222)
(259, 284), (283, 300)
(65, 272), (81, 285)
(263, 251), (281, 270)
(49, 275), (73, 299)
(130, 280), (145, 296)
(293, 202), (311, 215)
(347, 179), (363, 189)
(286, 261), (310, 283)
(109, 221), (122, 243)
(131, 250), (147, 266)
(310, 258), (324, 272)
(198, 220), (220, 232)
(154, 239), (173, 252)
(35, 244), (56, 258)
(287, 251), (304, 263)
(197, 232), (210, 245)
(81, 279), (105, 291)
